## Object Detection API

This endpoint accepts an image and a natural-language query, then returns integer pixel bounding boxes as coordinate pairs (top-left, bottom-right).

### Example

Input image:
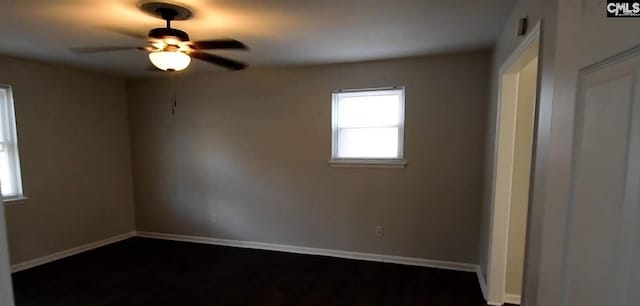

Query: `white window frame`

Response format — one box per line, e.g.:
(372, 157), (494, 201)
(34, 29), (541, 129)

(329, 86), (407, 168)
(0, 85), (25, 203)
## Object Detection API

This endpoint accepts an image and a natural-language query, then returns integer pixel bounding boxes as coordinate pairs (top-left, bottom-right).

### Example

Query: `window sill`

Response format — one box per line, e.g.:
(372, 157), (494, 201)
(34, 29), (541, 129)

(3, 196), (28, 206)
(328, 159), (407, 168)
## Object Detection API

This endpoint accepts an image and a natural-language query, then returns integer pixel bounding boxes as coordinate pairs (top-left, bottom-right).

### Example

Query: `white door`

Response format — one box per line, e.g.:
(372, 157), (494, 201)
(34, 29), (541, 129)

(566, 50), (640, 306)
(534, 1), (640, 306)
(0, 199), (14, 306)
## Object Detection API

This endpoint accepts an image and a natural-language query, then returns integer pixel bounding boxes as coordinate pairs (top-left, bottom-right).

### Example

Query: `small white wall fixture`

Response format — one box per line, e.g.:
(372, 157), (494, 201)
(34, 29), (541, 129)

(486, 22), (540, 305)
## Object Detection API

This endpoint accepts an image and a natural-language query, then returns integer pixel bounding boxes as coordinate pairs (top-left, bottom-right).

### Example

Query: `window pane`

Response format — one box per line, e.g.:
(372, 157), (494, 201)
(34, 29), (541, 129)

(337, 127), (399, 158)
(0, 86), (22, 198)
(337, 94), (400, 128)
(0, 90), (6, 142)
(0, 143), (16, 196)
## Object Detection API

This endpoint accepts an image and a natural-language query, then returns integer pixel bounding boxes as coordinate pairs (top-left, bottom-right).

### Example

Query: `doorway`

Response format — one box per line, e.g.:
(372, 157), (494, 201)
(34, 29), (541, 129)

(487, 24), (540, 305)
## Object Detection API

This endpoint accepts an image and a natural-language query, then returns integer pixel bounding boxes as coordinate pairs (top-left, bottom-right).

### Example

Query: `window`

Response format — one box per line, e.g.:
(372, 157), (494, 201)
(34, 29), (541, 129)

(0, 86), (23, 200)
(330, 87), (406, 167)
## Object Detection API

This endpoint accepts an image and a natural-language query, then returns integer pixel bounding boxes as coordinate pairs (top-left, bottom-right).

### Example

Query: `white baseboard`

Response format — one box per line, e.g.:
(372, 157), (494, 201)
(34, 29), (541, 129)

(476, 266), (489, 300)
(476, 266), (503, 306)
(504, 293), (521, 305)
(10, 231), (135, 273)
(136, 231), (479, 272)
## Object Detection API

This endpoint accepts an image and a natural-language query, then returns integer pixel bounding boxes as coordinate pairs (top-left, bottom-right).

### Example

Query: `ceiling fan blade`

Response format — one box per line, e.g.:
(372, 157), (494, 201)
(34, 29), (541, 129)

(100, 26), (148, 40)
(69, 46), (144, 54)
(190, 52), (247, 71)
(191, 39), (248, 50)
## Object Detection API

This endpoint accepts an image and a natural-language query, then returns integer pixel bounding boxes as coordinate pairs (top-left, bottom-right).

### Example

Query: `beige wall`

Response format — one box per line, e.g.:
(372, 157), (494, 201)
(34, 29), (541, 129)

(0, 55), (136, 264)
(127, 51), (490, 263)
(506, 57), (537, 296)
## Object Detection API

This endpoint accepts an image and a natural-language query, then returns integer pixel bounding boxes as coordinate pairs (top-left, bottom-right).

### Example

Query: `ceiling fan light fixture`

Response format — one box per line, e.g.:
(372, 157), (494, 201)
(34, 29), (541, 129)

(148, 50), (191, 71)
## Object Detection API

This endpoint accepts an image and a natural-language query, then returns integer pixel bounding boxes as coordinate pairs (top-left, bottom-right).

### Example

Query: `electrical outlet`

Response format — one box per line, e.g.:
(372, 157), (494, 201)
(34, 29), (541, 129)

(211, 214), (218, 223)
(375, 225), (384, 237)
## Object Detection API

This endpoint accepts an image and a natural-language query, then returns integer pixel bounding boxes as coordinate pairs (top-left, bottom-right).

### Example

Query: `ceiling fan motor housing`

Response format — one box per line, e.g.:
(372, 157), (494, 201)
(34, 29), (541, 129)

(149, 27), (190, 42)
(139, 2), (193, 21)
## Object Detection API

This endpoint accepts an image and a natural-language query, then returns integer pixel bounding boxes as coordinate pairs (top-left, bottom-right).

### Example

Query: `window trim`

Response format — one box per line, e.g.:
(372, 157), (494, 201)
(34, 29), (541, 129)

(0, 85), (24, 201)
(3, 196), (28, 206)
(330, 86), (407, 167)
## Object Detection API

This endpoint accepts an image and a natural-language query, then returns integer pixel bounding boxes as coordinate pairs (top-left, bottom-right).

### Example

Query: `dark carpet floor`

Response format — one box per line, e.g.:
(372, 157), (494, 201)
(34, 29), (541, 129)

(12, 237), (487, 306)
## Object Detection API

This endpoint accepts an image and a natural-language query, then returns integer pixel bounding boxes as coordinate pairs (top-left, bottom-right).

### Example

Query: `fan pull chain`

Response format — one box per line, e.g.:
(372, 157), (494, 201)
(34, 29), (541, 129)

(173, 97), (177, 116)
(170, 72), (177, 116)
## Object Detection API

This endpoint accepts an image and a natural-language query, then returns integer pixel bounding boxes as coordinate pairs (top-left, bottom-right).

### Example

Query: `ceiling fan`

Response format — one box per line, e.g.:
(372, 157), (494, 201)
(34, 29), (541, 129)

(71, 2), (248, 72)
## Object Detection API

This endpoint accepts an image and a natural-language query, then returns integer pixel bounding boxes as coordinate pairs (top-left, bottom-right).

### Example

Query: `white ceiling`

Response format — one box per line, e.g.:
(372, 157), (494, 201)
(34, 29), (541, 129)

(0, 0), (514, 78)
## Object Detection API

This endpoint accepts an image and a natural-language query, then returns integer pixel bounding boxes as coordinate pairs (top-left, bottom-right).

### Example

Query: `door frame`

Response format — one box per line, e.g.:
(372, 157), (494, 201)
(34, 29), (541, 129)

(486, 22), (541, 305)
(0, 197), (15, 305)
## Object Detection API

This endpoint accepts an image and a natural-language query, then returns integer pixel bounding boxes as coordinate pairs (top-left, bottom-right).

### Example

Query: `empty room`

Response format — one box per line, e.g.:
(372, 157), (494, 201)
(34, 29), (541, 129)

(1, 1), (639, 306)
